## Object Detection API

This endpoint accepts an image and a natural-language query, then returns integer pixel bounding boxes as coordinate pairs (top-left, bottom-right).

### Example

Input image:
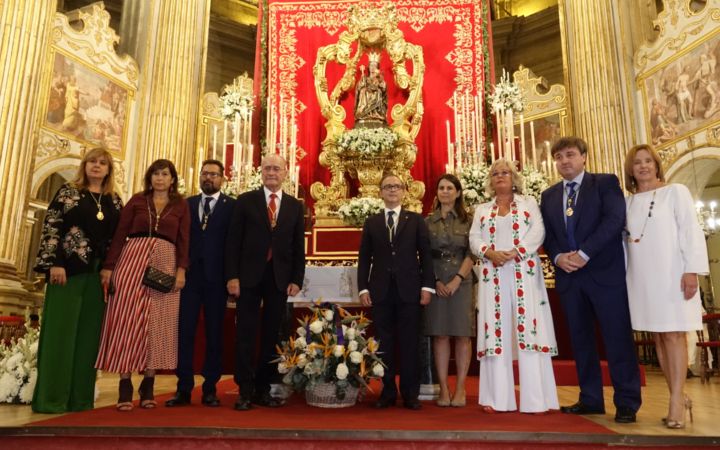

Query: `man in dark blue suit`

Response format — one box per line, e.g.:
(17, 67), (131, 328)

(166, 159), (235, 407)
(357, 174), (435, 410)
(540, 137), (641, 423)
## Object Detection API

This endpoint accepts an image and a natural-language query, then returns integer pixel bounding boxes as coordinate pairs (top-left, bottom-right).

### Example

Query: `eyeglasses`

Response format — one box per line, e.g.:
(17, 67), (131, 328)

(381, 184), (404, 191)
(491, 170), (511, 178)
(200, 171), (222, 179)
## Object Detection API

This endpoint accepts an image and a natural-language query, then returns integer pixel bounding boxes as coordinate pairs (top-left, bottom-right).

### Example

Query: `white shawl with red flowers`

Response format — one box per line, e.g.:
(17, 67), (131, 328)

(469, 194), (558, 358)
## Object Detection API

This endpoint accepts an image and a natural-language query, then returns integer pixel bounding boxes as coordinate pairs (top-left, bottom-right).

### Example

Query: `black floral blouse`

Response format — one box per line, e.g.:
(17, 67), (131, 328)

(34, 183), (123, 277)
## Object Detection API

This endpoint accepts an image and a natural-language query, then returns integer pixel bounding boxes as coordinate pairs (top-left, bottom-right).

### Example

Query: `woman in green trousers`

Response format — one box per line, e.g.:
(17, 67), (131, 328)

(32, 147), (123, 413)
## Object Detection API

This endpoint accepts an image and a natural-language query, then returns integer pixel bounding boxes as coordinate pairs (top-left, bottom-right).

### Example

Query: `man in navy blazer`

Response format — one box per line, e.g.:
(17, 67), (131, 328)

(358, 174), (435, 410)
(166, 159), (236, 408)
(540, 137), (641, 423)
(225, 154), (305, 411)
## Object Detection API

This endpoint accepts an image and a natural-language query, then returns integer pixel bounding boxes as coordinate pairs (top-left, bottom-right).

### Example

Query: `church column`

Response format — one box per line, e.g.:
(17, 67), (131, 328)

(0, 1), (57, 312)
(119, 1), (210, 192)
(559, 0), (638, 178)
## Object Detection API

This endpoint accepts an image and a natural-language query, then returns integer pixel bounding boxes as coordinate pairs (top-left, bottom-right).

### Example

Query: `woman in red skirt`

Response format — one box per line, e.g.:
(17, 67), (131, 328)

(96, 159), (190, 411)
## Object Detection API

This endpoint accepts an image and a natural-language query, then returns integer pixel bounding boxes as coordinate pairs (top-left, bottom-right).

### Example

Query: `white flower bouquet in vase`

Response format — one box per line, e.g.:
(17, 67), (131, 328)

(337, 197), (385, 227)
(0, 317), (39, 404)
(275, 301), (385, 408)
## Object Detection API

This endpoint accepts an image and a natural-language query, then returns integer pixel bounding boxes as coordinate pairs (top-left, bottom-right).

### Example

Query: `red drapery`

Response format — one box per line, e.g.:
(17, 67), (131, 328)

(255, 0), (493, 212)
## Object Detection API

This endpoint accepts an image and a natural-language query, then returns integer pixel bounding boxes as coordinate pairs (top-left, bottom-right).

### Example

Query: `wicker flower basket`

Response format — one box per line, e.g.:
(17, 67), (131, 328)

(305, 382), (359, 408)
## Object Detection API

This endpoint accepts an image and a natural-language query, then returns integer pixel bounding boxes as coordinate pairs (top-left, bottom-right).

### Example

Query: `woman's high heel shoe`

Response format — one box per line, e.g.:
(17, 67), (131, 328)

(666, 396), (693, 429)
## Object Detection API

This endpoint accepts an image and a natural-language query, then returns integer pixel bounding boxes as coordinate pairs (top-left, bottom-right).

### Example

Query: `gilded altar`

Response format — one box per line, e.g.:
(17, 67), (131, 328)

(311, 3), (425, 222)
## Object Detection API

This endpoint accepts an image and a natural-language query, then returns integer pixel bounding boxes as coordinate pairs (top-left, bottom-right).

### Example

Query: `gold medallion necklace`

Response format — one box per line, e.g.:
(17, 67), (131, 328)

(89, 191), (104, 221)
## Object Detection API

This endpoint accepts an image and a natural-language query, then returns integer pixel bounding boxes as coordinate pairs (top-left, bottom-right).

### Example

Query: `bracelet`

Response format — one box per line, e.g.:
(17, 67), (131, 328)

(455, 273), (465, 281)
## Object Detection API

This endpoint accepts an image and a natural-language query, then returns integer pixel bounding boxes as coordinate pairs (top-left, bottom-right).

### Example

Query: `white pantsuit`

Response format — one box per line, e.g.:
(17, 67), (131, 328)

(470, 195), (559, 413)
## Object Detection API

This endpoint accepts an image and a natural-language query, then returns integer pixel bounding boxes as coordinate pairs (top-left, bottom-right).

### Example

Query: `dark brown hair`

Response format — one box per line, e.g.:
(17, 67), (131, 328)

(201, 159), (224, 174)
(432, 173), (469, 222)
(551, 136), (588, 157)
(143, 159), (182, 203)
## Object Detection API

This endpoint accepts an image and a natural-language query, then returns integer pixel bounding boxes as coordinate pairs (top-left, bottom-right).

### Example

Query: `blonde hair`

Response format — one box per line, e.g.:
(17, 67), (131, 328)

(483, 159), (524, 197)
(624, 144), (665, 193)
(71, 147), (116, 195)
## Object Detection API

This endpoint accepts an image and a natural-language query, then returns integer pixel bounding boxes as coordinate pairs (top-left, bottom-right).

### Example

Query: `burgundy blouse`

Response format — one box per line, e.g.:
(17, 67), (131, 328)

(104, 193), (190, 270)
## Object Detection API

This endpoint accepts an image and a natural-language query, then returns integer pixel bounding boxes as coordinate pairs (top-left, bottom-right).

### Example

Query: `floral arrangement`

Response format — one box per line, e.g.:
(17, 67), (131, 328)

(275, 302), (385, 400)
(176, 176), (187, 196)
(337, 127), (398, 157)
(520, 166), (550, 204)
(337, 196), (385, 227)
(458, 164), (492, 207)
(488, 69), (524, 113)
(0, 317), (39, 404)
(221, 166), (263, 198)
(219, 82), (254, 121)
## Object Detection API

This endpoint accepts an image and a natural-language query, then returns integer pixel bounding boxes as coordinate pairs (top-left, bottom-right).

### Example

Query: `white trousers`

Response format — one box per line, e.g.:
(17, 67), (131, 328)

(478, 268), (559, 412)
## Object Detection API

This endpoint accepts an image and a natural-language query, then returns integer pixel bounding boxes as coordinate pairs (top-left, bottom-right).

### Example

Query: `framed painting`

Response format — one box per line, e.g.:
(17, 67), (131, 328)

(638, 31), (720, 148)
(42, 50), (132, 155)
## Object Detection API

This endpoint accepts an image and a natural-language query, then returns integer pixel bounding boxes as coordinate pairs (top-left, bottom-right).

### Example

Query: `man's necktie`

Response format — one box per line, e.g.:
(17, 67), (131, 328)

(566, 182), (577, 250)
(267, 193), (277, 261)
(202, 197), (212, 230)
(387, 210), (395, 242)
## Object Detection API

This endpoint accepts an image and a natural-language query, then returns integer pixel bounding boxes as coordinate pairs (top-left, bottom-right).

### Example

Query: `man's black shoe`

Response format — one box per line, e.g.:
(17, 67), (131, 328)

(614, 407), (637, 423)
(373, 397), (395, 409)
(252, 393), (284, 408)
(201, 392), (221, 407)
(233, 396), (252, 411)
(164, 392), (191, 407)
(560, 401), (605, 415)
(403, 399), (422, 410)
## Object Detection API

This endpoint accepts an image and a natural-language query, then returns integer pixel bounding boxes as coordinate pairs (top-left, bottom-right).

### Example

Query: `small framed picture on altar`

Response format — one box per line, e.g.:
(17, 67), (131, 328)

(41, 50), (133, 158)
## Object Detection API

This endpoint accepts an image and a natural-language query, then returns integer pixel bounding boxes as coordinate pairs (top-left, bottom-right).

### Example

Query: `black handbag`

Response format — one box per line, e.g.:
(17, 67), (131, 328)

(141, 199), (175, 293)
(142, 266), (175, 293)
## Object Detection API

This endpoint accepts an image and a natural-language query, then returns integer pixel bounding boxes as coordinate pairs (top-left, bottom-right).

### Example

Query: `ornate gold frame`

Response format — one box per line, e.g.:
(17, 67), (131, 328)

(634, 0), (720, 169)
(31, 4), (139, 200)
(310, 3), (426, 219)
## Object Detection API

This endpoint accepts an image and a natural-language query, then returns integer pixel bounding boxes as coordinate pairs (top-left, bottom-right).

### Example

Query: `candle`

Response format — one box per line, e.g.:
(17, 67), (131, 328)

(213, 125), (218, 161)
(545, 141), (553, 179)
(495, 109), (502, 159)
(530, 121), (537, 170)
(519, 113), (525, 168)
(453, 91), (459, 151)
(294, 165), (300, 197)
(188, 167), (194, 193)
(265, 95), (271, 146)
(234, 112), (241, 170)
(445, 120), (451, 151)
(247, 108), (254, 166)
(489, 142), (495, 163)
(507, 109), (514, 161)
(289, 124), (297, 175)
(471, 110), (477, 164)
(222, 121), (228, 173)
(279, 95), (286, 159)
(448, 143), (455, 172)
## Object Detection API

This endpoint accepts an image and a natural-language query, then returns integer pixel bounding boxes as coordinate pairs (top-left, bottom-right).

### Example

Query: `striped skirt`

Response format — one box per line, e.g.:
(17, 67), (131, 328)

(95, 237), (179, 373)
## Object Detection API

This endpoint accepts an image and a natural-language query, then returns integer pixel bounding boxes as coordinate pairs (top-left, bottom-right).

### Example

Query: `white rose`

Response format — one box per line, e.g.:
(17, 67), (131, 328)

(336, 363), (349, 380)
(333, 345), (345, 357)
(296, 326), (307, 337)
(309, 320), (323, 334)
(278, 362), (289, 374)
(348, 340), (358, 352)
(345, 328), (356, 340)
(297, 354), (307, 368)
(349, 351), (362, 364)
(372, 363), (384, 377)
(294, 336), (307, 349)
(323, 309), (334, 321)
